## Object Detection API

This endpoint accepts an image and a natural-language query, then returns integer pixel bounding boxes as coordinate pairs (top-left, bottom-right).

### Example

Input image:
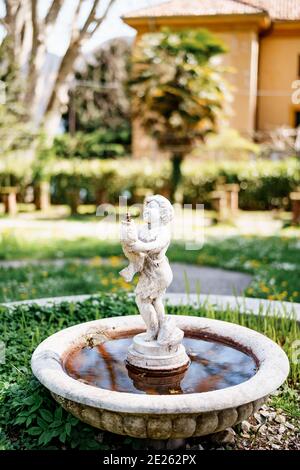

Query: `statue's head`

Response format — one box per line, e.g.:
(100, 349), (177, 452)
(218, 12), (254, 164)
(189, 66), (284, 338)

(143, 195), (174, 226)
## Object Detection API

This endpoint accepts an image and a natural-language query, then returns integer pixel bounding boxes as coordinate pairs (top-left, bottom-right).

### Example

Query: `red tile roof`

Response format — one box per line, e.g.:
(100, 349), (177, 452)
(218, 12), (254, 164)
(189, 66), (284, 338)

(123, 0), (300, 21)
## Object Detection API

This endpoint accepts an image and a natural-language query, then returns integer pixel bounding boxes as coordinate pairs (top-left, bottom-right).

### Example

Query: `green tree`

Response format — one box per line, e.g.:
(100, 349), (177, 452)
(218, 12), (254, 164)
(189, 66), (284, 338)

(130, 28), (230, 201)
(57, 38), (131, 160)
(66, 39), (130, 133)
(0, 38), (34, 157)
(0, 37), (36, 191)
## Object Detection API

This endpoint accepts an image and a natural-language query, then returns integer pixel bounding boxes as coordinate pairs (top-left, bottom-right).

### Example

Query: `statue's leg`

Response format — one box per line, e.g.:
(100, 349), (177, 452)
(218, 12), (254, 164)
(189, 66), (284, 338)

(153, 297), (165, 331)
(136, 295), (158, 341)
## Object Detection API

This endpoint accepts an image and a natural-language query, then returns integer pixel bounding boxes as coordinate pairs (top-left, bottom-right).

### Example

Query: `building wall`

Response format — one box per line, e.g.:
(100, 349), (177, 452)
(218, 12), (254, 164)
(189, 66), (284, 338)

(257, 31), (300, 131)
(216, 30), (259, 135)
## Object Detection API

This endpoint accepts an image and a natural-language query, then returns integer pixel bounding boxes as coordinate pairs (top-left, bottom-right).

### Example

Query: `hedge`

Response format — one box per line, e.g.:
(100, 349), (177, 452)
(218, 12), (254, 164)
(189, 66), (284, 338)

(49, 157), (300, 210)
(182, 158), (300, 210)
(0, 156), (299, 210)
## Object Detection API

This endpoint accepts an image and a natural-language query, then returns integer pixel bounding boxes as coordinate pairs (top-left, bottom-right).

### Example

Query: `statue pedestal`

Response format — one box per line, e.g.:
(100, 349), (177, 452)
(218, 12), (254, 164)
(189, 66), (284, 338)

(126, 332), (190, 371)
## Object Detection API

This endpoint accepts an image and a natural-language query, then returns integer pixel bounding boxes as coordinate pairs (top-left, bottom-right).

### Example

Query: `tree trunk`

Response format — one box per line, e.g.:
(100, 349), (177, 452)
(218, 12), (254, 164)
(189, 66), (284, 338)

(1, 187), (18, 215)
(67, 189), (80, 215)
(43, 40), (81, 137)
(170, 154), (183, 203)
(290, 192), (300, 225)
(35, 181), (51, 211)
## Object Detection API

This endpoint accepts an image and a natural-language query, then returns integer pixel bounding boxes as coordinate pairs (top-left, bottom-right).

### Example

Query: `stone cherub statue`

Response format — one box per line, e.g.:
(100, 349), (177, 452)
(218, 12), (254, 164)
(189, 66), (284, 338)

(120, 195), (183, 347)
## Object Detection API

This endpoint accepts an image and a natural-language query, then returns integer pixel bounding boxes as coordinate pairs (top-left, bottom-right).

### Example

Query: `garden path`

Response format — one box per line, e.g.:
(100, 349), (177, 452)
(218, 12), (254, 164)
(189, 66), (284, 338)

(170, 262), (252, 295)
(0, 258), (252, 296)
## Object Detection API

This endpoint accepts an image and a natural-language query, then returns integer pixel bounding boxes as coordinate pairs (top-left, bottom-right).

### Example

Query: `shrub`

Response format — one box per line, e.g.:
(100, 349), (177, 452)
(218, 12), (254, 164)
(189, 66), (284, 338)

(47, 158), (171, 205)
(51, 125), (131, 160)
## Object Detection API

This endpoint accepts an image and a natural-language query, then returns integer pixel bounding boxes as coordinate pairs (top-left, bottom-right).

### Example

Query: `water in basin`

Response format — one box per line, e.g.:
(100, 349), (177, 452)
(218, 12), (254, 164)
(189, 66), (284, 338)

(64, 335), (256, 395)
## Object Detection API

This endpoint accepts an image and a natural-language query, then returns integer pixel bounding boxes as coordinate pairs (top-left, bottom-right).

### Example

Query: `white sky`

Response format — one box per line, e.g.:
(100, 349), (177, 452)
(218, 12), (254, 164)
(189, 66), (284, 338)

(0, 0), (167, 55)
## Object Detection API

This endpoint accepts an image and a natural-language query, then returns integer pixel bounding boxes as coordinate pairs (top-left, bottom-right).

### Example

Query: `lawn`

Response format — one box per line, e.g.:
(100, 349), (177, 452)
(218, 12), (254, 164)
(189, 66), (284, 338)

(0, 260), (130, 302)
(0, 294), (299, 450)
(0, 232), (299, 303)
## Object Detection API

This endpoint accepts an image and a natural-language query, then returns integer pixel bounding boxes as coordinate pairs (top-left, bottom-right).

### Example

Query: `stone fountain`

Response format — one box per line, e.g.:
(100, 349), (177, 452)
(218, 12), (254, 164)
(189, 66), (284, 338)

(31, 195), (289, 440)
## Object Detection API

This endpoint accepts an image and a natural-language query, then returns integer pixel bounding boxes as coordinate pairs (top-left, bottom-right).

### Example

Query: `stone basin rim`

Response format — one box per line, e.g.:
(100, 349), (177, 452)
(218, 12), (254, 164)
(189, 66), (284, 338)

(31, 314), (289, 415)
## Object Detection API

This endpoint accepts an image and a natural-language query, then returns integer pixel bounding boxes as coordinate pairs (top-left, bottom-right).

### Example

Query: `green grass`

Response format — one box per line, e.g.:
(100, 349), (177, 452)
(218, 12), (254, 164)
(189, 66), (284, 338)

(0, 232), (120, 260)
(270, 385), (300, 420)
(0, 294), (298, 450)
(0, 260), (132, 302)
(0, 232), (299, 303)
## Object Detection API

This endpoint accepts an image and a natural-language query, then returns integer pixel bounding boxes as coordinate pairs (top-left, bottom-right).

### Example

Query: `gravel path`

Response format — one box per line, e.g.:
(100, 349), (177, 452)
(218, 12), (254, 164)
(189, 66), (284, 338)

(0, 258), (252, 296)
(169, 262), (252, 295)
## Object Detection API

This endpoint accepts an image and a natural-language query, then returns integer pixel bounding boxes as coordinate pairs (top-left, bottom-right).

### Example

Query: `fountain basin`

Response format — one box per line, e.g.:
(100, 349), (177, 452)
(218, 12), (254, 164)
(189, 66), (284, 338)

(31, 315), (289, 439)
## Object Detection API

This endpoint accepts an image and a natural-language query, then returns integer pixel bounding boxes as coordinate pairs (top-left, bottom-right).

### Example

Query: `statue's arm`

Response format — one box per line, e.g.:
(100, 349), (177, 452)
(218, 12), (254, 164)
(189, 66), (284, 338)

(130, 234), (169, 253)
(120, 219), (138, 247)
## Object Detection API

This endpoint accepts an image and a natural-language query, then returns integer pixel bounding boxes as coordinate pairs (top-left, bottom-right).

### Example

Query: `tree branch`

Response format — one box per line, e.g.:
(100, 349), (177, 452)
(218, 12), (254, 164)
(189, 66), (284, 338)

(4, 0), (12, 18)
(2, 1), (24, 63)
(29, 0), (40, 56)
(79, 0), (101, 37)
(23, 0), (40, 105)
(88, 0), (117, 37)
(0, 18), (7, 29)
(70, 0), (85, 41)
(44, 0), (116, 133)
(44, 0), (64, 25)
(3, 0), (16, 29)
(47, 0), (103, 113)
(4, 0), (22, 20)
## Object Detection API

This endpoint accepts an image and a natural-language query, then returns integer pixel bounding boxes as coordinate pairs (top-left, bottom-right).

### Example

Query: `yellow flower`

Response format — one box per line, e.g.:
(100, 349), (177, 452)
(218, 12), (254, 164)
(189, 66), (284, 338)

(280, 291), (288, 299)
(89, 256), (102, 267)
(261, 285), (269, 293)
(259, 282), (269, 293)
(197, 254), (216, 264)
(101, 278), (109, 286)
(249, 260), (261, 268)
(118, 278), (132, 290)
(109, 256), (123, 267)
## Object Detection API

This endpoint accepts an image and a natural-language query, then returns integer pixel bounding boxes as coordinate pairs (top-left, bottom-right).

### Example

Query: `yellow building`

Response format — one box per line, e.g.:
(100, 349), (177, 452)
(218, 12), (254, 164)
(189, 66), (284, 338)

(123, 0), (300, 158)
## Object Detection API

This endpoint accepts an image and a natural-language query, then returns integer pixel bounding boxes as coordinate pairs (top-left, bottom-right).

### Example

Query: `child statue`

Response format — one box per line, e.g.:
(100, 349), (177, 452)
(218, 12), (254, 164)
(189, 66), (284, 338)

(120, 195), (183, 346)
